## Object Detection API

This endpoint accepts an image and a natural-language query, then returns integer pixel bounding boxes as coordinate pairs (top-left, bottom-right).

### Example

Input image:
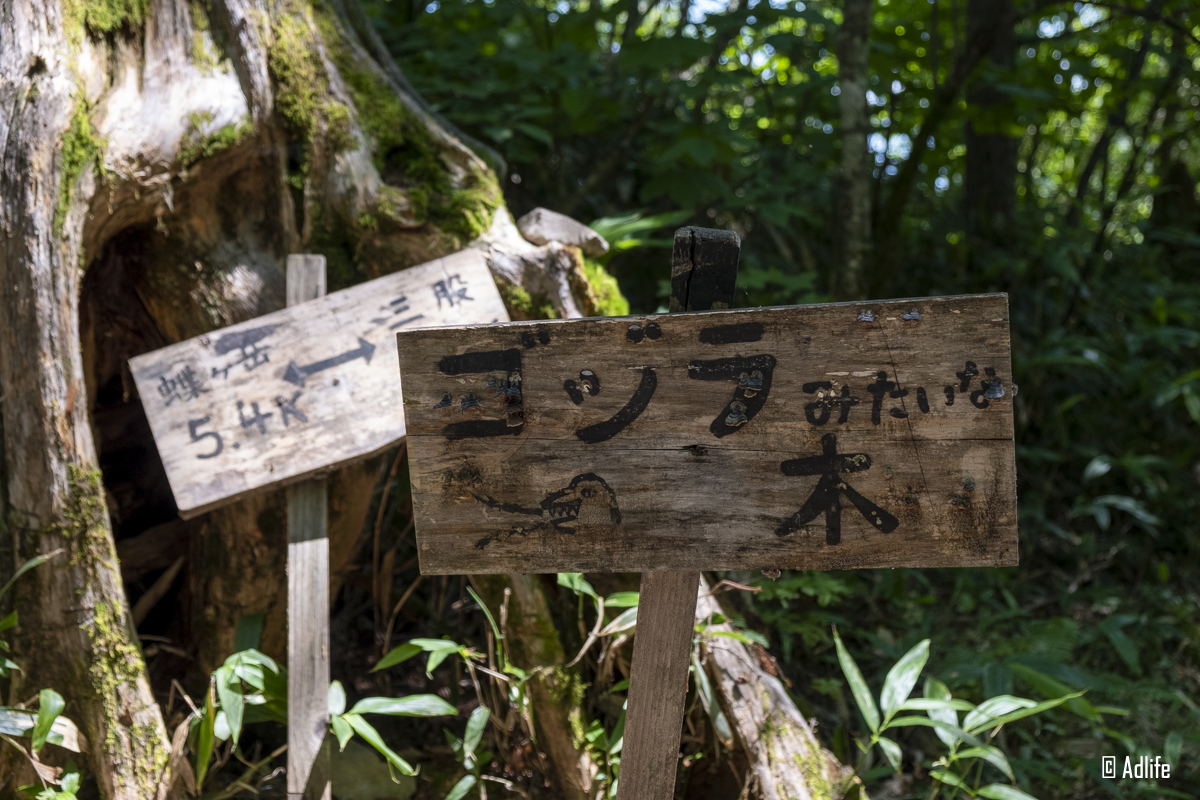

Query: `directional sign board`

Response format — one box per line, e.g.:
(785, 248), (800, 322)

(397, 294), (1017, 574)
(131, 249), (508, 517)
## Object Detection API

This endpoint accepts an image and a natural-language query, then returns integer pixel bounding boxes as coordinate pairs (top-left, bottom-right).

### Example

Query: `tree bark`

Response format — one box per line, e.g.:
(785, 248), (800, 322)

(963, 0), (1016, 253)
(3, 0), (608, 794)
(836, 0), (873, 300)
(695, 578), (852, 800)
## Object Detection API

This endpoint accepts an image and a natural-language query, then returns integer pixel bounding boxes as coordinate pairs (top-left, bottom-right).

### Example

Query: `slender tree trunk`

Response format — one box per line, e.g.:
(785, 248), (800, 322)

(963, 0), (1016, 252)
(836, 0), (873, 299)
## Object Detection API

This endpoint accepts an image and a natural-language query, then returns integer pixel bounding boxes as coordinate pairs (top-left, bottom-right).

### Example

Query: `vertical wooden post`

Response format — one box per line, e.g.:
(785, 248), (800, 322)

(286, 255), (331, 800)
(616, 228), (740, 800)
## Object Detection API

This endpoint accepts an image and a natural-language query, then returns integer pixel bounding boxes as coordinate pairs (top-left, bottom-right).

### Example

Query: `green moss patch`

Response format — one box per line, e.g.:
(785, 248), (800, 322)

(179, 111), (252, 168)
(55, 99), (105, 237)
(582, 258), (630, 317)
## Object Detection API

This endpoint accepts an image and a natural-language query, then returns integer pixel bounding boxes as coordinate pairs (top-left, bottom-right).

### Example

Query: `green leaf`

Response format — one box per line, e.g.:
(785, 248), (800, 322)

(463, 705), (489, 759)
(977, 784), (1038, 800)
(704, 629), (769, 647)
(930, 769), (964, 788)
(883, 716), (985, 748)
(557, 573), (597, 597)
(195, 691), (216, 790)
(877, 736), (902, 772)
(833, 627), (879, 733)
(604, 592), (640, 608)
(214, 665), (244, 745)
(0, 610), (16, 632)
(444, 774), (477, 800)
(331, 714), (353, 751)
(372, 643), (423, 672)
(0, 707), (82, 751)
(349, 695), (458, 717)
(343, 713), (417, 776)
(600, 607), (638, 636)
(31, 690), (64, 754)
(897, 698), (975, 712)
(328, 681), (346, 716)
(963, 696), (1036, 732)
(956, 746), (1015, 781)
(467, 587), (501, 643)
(964, 692), (1084, 733)
(0, 553), (54, 599)
(880, 639), (929, 721)
(213, 709), (231, 742)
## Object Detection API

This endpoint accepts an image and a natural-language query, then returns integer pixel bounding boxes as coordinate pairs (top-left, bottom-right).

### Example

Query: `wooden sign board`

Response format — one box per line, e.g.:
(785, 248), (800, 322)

(130, 250), (509, 518)
(397, 293), (1017, 574)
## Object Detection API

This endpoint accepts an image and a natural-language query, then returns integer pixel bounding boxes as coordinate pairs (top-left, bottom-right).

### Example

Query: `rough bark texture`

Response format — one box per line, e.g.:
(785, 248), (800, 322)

(1, 0), (607, 794)
(836, 0), (872, 299)
(473, 575), (592, 800)
(696, 578), (851, 800)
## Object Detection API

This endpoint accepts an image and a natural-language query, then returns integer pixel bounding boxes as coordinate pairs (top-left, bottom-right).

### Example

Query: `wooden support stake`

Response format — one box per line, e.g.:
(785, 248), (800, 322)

(616, 228), (740, 800)
(286, 254), (331, 800)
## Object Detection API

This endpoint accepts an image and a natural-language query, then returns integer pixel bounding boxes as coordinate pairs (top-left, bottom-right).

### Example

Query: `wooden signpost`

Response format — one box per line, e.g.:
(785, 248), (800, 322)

(129, 249), (508, 518)
(396, 228), (1017, 798)
(129, 250), (510, 799)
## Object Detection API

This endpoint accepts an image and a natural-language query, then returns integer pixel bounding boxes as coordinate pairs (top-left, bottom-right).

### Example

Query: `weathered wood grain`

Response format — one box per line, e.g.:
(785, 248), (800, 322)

(397, 294), (1017, 573)
(129, 249), (508, 517)
(617, 572), (702, 800)
(617, 225), (740, 800)
(285, 255), (331, 800)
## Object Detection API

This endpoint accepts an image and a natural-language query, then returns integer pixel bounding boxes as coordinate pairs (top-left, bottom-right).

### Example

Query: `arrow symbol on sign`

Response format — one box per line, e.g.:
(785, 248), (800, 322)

(283, 337), (376, 387)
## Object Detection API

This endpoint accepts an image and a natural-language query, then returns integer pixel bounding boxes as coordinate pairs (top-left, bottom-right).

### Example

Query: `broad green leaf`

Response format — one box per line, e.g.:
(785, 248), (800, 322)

(427, 647), (456, 676)
(977, 784), (1038, 800)
(877, 736), (902, 772)
(195, 691), (216, 790)
(557, 573), (597, 597)
(214, 709), (231, 742)
(444, 775), (477, 800)
(0, 707), (82, 752)
(897, 698), (975, 712)
(604, 592), (640, 608)
(880, 639), (929, 721)
(600, 607), (638, 636)
(0, 610), (16, 631)
(328, 681), (346, 716)
(31, 690), (64, 754)
(956, 746), (1015, 781)
(930, 769), (964, 788)
(350, 695), (457, 717)
(833, 628), (879, 733)
(924, 677), (960, 748)
(372, 643), (422, 672)
(331, 714), (353, 751)
(964, 692), (1083, 733)
(884, 716), (985, 748)
(60, 770), (81, 794)
(343, 713), (417, 776)
(1006, 663), (1096, 720)
(463, 705), (489, 759)
(214, 665), (244, 744)
(963, 696), (1036, 732)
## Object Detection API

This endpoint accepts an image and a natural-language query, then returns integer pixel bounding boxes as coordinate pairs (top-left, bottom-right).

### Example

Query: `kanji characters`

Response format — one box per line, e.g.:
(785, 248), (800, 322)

(775, 433), (899, 544)
(157, 365), (209, 405)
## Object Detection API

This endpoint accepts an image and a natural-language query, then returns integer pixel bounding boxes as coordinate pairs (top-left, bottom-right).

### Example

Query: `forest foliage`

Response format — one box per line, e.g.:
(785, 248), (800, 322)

(356, 0), (1200, 795)
(6, 0), (1198, 798)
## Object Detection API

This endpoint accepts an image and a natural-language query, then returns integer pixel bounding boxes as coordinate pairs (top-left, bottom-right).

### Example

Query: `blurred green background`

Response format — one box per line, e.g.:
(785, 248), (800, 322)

(364, 0), (1199, 795)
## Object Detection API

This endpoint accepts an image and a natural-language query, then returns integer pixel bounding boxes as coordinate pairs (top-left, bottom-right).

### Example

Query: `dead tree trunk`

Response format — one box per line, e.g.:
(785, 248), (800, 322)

(2, 0), (605, 794)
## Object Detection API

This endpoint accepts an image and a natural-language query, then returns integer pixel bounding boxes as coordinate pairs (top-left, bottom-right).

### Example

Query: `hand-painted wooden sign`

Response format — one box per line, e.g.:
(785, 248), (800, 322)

(396, 294), (1017, 574)
(131, 250), (509, 518)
